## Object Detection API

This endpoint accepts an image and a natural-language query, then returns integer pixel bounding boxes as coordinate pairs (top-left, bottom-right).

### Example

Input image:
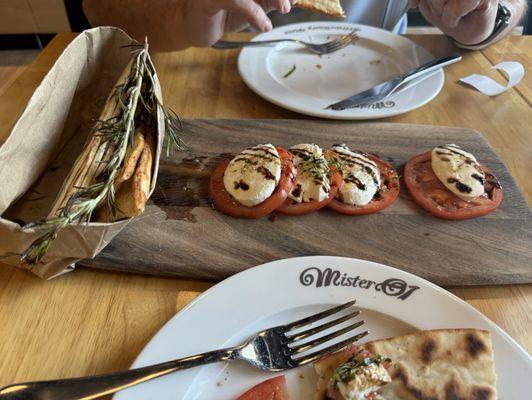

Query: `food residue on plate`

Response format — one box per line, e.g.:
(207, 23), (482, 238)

(217, 377), (228, 386)
(369, 60), (381, 66)
(283, 64), (296, 78)
(316, 64), (323, 69)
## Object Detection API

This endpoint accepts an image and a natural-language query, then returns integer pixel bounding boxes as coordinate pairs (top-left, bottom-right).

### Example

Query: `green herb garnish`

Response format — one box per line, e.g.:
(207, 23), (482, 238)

(300, 154), (328, 179)
(293, 151), (341, 192)
(283, 64), (296, 78)
(326, 154), (341, 178)
(333, 351), (391, 386)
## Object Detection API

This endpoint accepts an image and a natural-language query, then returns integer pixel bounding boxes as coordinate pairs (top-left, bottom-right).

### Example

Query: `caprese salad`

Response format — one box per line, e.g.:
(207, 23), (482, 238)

(404, 144), (503, 220)
(277, 144), (343, 216)
(209, 143), (399, 218)
(209, 143), (502, 221)
(208, 144), (297, 219)
(326, 144), (400, 216)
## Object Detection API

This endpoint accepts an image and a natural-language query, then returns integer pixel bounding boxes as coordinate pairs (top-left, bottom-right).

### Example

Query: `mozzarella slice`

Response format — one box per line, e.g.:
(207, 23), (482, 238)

(332, 144), (381, 206)
(223, 144), (281, 207)
(336, 363), (391, 400)
(431, 144), (485, 201)
(288, 144), (330, 203)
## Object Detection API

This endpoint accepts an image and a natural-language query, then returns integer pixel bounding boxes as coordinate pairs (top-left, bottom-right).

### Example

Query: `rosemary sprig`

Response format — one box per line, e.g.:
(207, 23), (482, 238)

(20, 40), (185, 265)
(141, 54), (187, 156)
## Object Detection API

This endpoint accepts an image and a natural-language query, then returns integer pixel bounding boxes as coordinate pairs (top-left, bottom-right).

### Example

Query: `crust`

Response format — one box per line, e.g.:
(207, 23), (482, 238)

(296, 0), (346, 18)
(313, 329), (497, 400)
(95, 127), (154, 222)
(130, 128), (154, 214)
(115, 127), (146, 189)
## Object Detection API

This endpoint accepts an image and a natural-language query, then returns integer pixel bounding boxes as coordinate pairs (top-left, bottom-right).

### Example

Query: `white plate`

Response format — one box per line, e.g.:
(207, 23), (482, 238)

(115, 257), (531, 399)
(238, 22), (444, 120)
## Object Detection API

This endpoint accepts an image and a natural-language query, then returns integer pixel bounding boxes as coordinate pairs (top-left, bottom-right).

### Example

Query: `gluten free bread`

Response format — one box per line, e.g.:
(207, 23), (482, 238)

(95, 127), (155, 222)
(296, 0), (345, 18)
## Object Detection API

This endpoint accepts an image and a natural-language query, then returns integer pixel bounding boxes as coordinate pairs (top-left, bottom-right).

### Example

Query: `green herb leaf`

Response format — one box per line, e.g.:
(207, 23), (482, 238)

(283, 64), (296, 78)
(326, 154), (341, 178)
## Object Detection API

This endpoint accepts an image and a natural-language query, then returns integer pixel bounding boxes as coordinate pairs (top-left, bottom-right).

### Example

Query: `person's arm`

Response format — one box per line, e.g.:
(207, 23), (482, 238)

(410, 0), (527, 49)
(83, 0), (187, 51)
(83, 0), (293, 52)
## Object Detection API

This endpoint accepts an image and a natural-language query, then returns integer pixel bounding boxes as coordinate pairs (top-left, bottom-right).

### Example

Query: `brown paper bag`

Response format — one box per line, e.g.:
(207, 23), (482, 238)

(0, 27), (165, 279)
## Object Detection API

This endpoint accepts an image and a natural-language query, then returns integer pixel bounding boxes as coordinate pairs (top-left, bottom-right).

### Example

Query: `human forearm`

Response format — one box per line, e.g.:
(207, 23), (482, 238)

(83, 0), (190, 51)
(83, 0), (291, 52)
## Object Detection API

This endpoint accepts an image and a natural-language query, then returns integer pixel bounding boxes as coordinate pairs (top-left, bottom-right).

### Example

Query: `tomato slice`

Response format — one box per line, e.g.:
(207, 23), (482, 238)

(404, 151), (503, 220)
(277, 171), (343, 216)
(327, 154), (400, 216)
(208, 147), (296, 219)
(237, 375), (289, 400)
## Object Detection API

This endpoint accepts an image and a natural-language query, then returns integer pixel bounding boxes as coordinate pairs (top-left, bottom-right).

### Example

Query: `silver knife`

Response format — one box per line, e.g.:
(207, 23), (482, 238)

(326, 54), (462, 111)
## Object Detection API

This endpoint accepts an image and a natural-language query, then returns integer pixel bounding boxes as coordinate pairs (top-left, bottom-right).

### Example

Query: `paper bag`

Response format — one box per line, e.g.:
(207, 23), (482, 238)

(0, 27), (164, 279)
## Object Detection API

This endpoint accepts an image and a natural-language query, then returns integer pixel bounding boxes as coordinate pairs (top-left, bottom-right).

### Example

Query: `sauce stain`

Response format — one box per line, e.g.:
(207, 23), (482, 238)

(257, 166), (276, 180)
(447, 177), (472, 194)
(234, 180), (249, 190)
(345, 175), (366, 190)
(291, 184), (302, 198)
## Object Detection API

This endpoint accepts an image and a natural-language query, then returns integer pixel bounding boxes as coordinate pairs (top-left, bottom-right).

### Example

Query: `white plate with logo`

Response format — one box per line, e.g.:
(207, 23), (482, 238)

(238, 22), (444, 120)
(114, 257), (531, 399)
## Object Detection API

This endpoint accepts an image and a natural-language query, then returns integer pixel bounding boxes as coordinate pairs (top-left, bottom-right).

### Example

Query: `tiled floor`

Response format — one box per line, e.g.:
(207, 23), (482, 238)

(0, 49), (39, 97)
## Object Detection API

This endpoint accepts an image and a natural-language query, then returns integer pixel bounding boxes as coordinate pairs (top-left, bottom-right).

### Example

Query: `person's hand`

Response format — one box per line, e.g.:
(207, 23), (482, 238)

(409, 0), (498, 45)
(185, 0), (295, 47)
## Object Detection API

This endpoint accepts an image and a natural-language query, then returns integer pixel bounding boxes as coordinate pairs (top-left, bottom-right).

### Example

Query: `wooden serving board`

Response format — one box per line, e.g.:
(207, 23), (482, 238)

(80, 120), (532, 286)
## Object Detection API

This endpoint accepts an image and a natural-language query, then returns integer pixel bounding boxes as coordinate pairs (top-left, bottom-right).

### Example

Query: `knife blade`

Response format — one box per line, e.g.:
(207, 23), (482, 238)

(326, 54), (462, 111)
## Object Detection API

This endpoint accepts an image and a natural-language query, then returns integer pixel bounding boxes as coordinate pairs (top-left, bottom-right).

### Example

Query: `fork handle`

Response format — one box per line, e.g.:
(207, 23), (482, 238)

(212, 39), (293, 49)
(0, 347), (240, 400)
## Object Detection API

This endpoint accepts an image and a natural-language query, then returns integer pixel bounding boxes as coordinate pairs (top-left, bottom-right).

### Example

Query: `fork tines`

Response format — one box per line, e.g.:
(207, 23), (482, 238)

(283, 300), (367, 366)
(324, 31), (359, 53)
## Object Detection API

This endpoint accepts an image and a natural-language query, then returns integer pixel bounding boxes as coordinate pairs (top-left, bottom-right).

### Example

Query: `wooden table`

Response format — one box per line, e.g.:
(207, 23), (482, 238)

(0, 33), (530, 389)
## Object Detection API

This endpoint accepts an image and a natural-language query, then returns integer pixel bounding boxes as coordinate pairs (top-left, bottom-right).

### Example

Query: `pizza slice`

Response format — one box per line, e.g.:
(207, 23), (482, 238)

(314, 329), (498, 400)
(296, 0), (346, 18)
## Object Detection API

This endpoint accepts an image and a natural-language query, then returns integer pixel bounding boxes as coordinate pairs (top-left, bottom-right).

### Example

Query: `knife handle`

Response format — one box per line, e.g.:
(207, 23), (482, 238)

(402, 54), (462, 84)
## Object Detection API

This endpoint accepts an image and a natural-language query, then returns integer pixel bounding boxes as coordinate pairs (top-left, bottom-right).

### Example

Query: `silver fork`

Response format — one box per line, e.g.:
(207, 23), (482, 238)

(213, 31), (359, 55)
(0, 300), (366, 400)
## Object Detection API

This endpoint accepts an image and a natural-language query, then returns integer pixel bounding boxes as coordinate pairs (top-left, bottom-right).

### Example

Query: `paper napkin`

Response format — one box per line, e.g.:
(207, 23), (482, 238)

(459, 61), (525, 96)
